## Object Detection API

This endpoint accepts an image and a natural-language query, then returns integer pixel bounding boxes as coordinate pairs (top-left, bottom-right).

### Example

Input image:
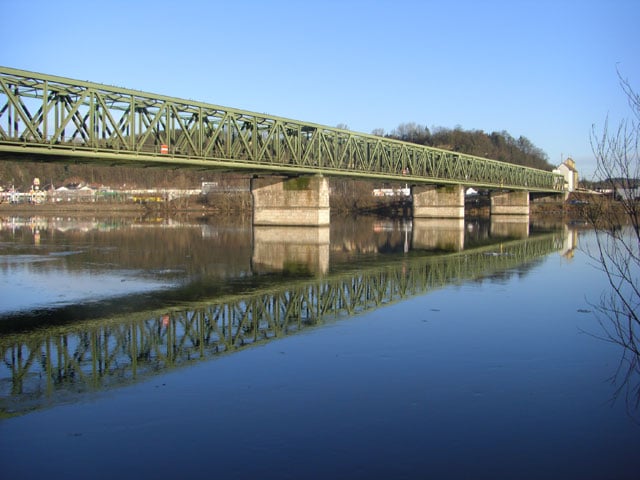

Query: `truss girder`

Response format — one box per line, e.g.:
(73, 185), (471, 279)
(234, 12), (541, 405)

(0, 67), (564, 192)
(1, 233), (563, 413)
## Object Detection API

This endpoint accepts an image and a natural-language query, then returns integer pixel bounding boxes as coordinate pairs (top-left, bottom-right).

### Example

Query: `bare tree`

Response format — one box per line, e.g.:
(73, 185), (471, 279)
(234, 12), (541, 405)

(390, 122), (430, 144)
(587, 70), (640, 418)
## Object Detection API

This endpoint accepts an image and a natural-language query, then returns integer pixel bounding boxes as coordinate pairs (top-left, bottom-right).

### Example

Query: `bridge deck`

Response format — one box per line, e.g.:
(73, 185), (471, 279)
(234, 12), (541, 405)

(0, 66), (564, 192)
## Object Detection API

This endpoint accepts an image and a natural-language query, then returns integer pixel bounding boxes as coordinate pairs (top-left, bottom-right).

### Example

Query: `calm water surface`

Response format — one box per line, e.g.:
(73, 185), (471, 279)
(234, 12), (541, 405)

(0, 214), (638, 479)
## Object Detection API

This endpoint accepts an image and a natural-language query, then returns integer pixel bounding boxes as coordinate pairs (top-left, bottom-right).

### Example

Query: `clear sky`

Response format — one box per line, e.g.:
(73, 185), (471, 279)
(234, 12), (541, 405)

(1, 0), (638, 178)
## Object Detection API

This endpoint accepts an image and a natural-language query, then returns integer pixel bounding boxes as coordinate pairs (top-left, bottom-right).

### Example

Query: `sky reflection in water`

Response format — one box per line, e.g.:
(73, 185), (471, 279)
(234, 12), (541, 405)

(0, 258), (176, 314)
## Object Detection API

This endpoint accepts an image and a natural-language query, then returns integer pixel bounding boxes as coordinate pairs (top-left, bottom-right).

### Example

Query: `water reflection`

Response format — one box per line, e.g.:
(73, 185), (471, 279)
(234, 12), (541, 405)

(490, 214), (530, 238)
(252, 226), (330, 274)
(608, 350), (640, 424)
(0, 216), (565, 416)
(412, 218), (465, 251)
(0, 215), (255, 318)
(581, 224), (640, 423)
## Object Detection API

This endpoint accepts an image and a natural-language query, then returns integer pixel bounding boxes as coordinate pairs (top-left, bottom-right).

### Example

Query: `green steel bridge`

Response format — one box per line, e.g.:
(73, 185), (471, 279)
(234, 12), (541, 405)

(1, 232), (564, 416)
(0, 66), (564, 192)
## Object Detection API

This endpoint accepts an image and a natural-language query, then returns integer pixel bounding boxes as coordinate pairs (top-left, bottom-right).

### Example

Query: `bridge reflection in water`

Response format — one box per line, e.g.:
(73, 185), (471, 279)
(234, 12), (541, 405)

(253, 225), (331, 274)
(1, 230), (565, 416)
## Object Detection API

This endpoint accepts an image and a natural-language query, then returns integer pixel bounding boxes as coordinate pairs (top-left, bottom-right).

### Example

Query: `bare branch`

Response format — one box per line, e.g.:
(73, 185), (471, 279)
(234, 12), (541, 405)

(586, 69), (640, 418)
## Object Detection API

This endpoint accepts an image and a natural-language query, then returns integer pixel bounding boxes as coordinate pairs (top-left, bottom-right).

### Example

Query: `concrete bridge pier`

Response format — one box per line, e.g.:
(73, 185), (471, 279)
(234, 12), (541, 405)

(412, 185), (465, 219)
(490, 191), (530, 217)
(252, 175), (330, 226)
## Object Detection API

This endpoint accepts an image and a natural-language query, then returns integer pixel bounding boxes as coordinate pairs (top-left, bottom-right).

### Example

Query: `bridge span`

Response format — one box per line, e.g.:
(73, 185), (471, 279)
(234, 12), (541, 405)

(0, 66), (565, 224)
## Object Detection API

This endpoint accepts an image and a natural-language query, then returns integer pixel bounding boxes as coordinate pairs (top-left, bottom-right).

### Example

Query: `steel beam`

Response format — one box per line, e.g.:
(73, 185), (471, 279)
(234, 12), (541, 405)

(0, 66), (564, 192)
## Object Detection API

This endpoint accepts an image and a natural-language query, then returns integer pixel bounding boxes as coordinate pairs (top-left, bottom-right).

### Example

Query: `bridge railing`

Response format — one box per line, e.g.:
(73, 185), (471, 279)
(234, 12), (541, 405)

(0, 66), (564, 192)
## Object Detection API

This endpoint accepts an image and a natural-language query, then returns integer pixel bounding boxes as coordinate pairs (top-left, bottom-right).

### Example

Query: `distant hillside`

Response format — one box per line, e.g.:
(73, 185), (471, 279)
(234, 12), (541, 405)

(0, 160), (242, 191)
(381, 123), (554, 171)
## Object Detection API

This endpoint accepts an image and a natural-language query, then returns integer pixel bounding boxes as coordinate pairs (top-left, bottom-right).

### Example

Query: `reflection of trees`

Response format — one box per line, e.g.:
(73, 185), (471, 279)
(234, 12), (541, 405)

(587, 70), (640, 421)
(0, 217), (254, 278)
(330, 216), (411, 256)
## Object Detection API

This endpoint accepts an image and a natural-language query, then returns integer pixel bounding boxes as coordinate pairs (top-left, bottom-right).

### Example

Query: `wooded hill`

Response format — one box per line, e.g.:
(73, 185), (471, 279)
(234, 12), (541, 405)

(380, 123), (554, 171)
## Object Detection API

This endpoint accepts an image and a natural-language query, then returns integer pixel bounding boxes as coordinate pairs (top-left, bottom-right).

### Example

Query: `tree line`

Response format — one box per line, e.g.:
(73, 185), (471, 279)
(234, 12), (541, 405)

(0, 161), (218, 191)
(371, 123), (554, 171)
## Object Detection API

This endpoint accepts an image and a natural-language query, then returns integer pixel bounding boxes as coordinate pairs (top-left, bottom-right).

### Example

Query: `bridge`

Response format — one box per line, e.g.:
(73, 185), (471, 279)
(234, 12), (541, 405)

(0, 232), (563, 416)
(0, 66), (565, 225)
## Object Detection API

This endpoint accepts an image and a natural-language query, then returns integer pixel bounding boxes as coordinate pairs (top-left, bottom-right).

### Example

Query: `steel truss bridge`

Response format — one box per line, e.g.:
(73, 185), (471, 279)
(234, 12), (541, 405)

(1, 233), (563, 415)
(0, 66), (563, 192)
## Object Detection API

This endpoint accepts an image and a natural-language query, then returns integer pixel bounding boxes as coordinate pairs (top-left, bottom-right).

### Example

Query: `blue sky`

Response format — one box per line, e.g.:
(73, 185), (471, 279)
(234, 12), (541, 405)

(1, 0), (638, 177)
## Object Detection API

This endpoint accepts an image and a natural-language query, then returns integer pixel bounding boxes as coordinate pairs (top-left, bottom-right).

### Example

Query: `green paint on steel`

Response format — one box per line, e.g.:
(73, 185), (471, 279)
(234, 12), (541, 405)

(0, 66), (565, 193)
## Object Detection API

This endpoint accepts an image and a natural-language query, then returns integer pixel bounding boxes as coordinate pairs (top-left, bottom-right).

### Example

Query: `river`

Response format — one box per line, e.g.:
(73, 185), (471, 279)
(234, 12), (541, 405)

(0, 213), (638, 479)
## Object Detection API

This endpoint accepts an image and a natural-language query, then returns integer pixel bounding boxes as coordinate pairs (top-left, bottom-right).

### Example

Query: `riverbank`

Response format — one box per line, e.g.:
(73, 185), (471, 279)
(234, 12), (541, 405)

(0, 199), (574, 220)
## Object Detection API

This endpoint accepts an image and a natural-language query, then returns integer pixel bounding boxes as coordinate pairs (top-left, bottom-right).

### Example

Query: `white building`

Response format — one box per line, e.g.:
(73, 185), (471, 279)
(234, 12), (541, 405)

(553, 158), (579, 192)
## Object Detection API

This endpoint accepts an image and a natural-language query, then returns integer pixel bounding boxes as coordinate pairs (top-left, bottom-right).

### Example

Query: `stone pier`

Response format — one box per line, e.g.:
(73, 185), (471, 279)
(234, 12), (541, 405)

(490, 191), (530, 216)
(412, 185), (465, 219)
(252, 175), (330, 226)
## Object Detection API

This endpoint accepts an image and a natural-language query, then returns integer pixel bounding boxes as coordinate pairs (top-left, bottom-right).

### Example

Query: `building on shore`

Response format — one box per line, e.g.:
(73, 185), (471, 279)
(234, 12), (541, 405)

(553, 158), (579, 192)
